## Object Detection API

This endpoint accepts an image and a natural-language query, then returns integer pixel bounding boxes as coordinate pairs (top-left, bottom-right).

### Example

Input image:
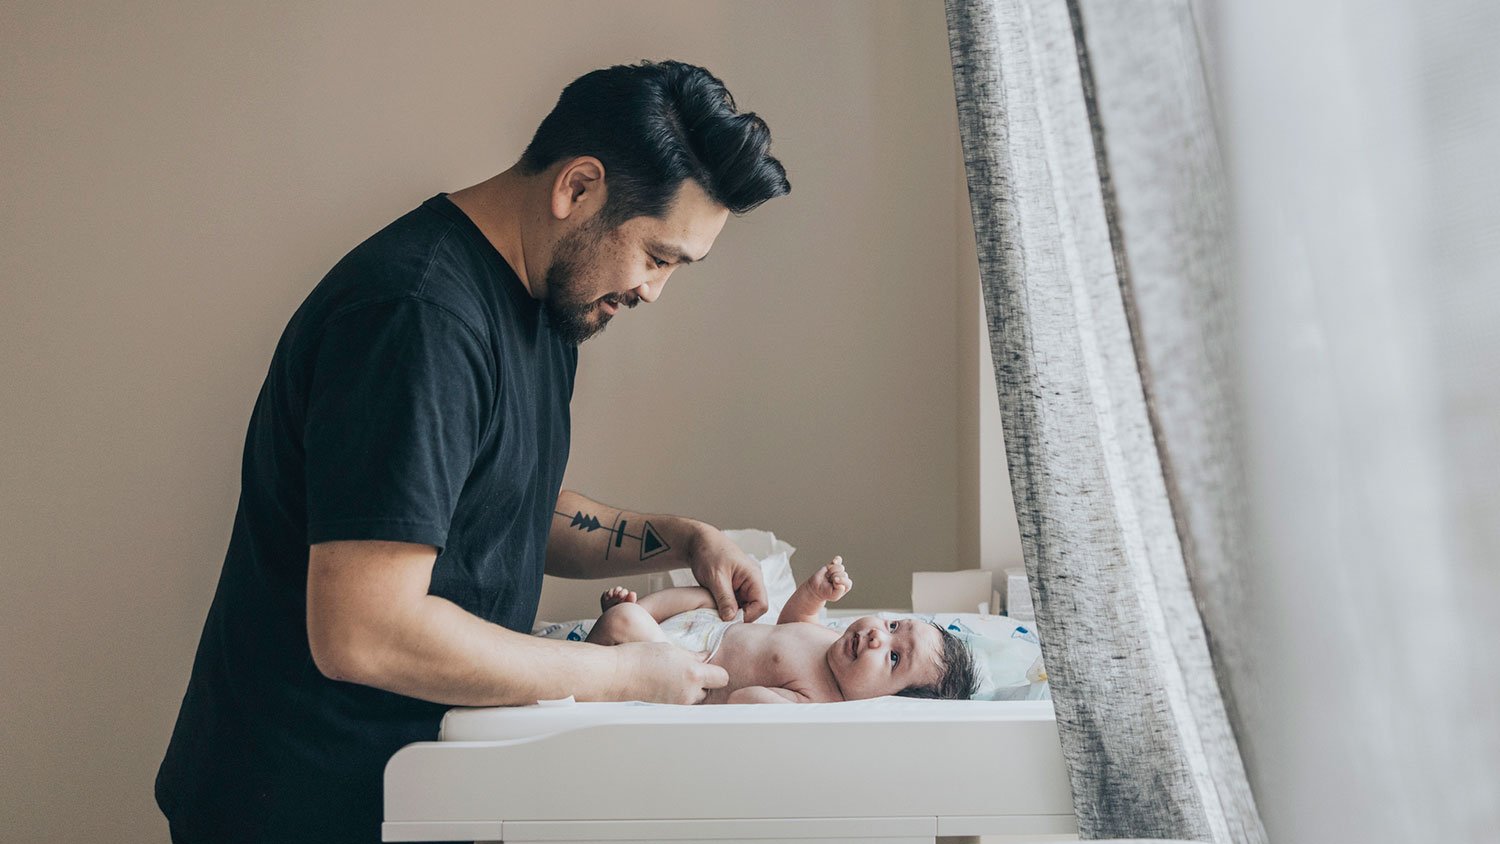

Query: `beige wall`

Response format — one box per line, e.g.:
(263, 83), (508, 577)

(0, 2), (1013, 841)
(955, 157), (1026, 583)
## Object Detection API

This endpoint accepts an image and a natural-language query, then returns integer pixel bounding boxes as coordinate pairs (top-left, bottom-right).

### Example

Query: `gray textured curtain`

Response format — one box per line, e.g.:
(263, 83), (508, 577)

(945, 0), (1261, 840)
(949, 0), (1500, 842)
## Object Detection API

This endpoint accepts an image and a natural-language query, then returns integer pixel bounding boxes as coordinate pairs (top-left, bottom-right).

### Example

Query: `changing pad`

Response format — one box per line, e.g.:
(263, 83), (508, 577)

(440, 697), (1056, 742)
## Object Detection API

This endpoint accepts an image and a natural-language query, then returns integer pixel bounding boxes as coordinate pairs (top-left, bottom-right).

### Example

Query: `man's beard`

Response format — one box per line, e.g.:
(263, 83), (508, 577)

(541, 221), (637, 346)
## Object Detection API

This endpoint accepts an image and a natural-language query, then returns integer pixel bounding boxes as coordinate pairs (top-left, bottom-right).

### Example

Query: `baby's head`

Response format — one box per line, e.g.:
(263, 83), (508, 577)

(825, 616), (980, 701)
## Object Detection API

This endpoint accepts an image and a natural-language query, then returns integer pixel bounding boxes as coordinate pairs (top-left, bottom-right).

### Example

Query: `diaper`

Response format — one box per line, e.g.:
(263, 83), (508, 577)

(658, 608), (743, 661)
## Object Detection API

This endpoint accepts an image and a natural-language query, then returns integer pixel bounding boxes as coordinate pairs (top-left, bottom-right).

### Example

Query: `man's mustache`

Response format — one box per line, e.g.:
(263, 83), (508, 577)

(602, 293), (641, 309)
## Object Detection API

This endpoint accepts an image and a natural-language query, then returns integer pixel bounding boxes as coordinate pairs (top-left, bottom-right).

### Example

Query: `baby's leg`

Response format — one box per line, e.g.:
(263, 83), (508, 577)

(585, 603), (671, 647)
(636, 586), (716, 622)
(598, 585), (714, 622)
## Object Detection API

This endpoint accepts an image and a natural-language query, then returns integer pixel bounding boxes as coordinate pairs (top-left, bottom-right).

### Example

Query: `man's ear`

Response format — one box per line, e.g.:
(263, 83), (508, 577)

(550, 156), (606, 221)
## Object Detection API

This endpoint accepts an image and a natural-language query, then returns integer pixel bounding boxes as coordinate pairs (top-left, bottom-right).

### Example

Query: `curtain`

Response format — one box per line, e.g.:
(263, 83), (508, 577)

(945, 0), (1261, 840)
(949, 0), (1500, 842)
(1221, 0), (1500, 841)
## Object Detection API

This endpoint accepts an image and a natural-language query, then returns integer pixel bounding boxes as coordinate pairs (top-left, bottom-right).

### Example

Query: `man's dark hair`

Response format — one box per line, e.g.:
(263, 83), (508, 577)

(519, 60), (790, 228)
(897, 623), (981, 701)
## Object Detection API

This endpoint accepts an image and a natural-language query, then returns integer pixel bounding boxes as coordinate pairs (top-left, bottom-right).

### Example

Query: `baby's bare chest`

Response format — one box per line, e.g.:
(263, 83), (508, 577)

(708, 622), (842, 702)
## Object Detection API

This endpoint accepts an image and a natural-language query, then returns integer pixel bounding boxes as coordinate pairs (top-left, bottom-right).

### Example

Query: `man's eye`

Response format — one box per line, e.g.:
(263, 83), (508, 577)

(651, 256), (669, 268)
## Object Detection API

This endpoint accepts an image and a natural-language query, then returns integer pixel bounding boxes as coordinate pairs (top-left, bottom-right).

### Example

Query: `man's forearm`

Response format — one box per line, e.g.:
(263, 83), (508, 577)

(546, 489), (709, 579)
(326, 592), (625, 706)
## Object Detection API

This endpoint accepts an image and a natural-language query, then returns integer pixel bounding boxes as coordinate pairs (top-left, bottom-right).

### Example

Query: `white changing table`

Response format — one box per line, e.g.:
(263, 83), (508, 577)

(383, 698), (1076, 843)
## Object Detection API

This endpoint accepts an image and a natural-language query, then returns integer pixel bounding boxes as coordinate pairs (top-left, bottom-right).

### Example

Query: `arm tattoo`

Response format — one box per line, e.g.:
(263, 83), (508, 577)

(554, 510), (672, 562)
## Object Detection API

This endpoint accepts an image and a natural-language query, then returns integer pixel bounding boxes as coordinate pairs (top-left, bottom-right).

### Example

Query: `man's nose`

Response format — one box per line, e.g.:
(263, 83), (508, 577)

(633, 276), (663, 304)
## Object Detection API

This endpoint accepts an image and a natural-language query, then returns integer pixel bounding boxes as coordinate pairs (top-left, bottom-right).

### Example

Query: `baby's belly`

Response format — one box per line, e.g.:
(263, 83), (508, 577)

(699, 624), (745, 704)
(699, 623), (811, 704)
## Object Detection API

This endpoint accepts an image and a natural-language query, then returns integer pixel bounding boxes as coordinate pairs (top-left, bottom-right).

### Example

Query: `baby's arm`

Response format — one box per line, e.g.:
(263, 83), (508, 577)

(727, 685), (806, 704)
(776, 557), (852, 624)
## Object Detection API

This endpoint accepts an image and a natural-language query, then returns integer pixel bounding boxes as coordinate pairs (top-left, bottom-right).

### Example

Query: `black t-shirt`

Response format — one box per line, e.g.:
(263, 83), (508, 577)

(156, 195), (577, 843)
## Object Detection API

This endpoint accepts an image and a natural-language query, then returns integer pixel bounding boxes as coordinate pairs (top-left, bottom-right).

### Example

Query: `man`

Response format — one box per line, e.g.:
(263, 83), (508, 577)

(156, 60), (791, 844)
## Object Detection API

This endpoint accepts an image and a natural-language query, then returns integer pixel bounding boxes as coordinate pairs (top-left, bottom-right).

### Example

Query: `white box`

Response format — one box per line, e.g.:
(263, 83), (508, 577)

(1004, 566), (1034, 621)
(911, 569), (996, 614)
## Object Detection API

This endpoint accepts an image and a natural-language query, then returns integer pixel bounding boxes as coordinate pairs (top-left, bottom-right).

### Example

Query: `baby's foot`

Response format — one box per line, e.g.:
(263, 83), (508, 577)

(600, 586), (639, 611)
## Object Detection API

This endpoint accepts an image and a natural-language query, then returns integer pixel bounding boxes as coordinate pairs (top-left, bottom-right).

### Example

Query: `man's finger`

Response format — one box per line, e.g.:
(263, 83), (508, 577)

(743, 571), (768, 600)
(711, 572), (739, 620)
(700, 663), (729, 688)
(737, 575), (769, 622)
(740, 597), (769, 623)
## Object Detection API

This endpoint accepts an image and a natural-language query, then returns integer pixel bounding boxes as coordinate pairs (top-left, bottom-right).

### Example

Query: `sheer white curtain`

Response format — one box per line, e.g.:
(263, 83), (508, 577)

(1222, 0), (1500, 841)
(949, 0), (1499, 841)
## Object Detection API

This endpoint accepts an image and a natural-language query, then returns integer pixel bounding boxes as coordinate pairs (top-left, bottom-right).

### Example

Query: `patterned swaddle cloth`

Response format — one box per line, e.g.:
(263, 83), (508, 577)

(822, 612), (1049, 701)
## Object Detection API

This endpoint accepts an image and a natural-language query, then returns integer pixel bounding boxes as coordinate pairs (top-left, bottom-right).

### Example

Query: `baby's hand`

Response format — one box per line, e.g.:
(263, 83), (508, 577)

(808, 556), (852, 602)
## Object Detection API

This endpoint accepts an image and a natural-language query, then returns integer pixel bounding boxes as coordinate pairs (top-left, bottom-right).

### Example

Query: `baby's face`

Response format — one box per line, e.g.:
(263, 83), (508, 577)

(825, 616), (944, 700)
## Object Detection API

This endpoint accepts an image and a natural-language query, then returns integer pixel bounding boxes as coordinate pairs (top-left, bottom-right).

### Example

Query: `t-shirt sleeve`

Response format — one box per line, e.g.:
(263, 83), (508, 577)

(303, 296), (494, 550)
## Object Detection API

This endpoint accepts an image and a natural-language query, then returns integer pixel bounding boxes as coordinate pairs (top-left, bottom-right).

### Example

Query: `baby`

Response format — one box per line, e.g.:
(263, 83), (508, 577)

(586, 558), (979, 704)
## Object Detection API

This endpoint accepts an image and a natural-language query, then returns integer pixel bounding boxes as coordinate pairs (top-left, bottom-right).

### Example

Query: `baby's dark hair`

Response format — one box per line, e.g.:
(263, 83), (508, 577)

(897, 623), (980, 701)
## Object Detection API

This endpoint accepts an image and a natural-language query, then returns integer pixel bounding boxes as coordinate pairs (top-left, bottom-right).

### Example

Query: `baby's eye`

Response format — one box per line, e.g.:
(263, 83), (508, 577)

(890, 650), (900, 666)
(888, 621), (898, 632)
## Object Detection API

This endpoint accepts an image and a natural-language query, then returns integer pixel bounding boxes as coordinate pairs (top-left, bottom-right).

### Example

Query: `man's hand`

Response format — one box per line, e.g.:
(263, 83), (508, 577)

(687, 526), (769, 622)
(610, 642), (730, 704)
(805, 556), (852, 602)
